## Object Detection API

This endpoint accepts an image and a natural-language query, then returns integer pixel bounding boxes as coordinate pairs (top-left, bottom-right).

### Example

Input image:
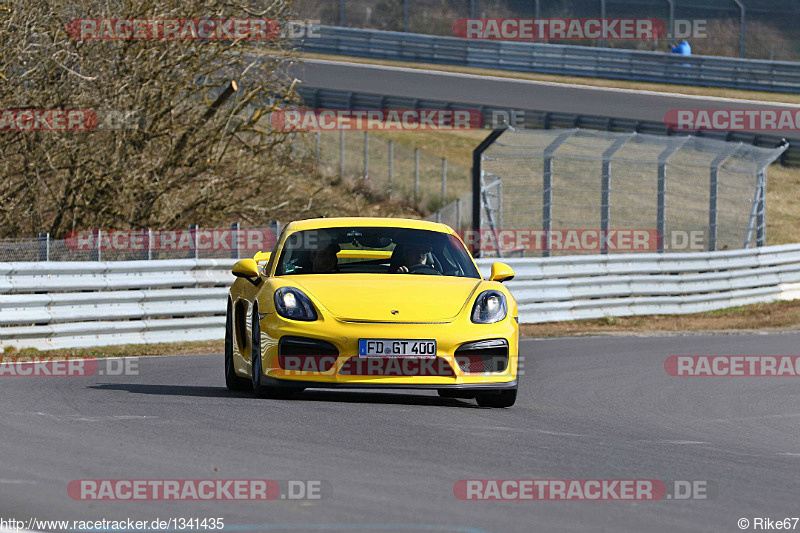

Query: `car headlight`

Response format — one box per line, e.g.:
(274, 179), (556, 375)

(274, 287), (318, 321)
(471, 290), (507, 324)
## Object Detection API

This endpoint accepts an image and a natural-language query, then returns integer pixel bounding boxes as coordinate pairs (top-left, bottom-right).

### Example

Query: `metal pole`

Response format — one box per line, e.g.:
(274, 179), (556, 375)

(542, 131), (575, 257)
(472, 126), (508, 258)
(315, 131), (321, 161)
(148, 228), (153, 260)
(733, 0), (746, 58)
(363, 131), (369, 179)
(600, 134), (635, 255)
(339, 130), (345, 177)
(708, 144), (740, 251)
(388, 140), (394, 195)
(96, 229), (102, 262)
(38, 232), (48, 261)
(756, 169), (766, 246)
(189, 224), (198, 260)
(339, 0), (346, 26)
(656, 137), (689, 252)
(456, 197), (462, 230)
(414, 148), (420, 200)
(665, 0), (675, 41)
(231, 222), (240, 260)
(441, 157), (447, 205)
(403, 0), (409, 32)
(599, 0), (606, 48)
(470, 0), (477, 19)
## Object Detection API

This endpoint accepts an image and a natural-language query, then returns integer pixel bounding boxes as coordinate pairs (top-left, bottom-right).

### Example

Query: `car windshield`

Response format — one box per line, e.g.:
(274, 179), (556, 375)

(275, 227), (480, 278)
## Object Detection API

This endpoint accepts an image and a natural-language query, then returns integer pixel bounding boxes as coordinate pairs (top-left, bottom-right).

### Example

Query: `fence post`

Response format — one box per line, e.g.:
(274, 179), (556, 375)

(147, 228), (153, 260)
(441, 157), (447, 205)
(414, 148), (420, 200)
(363, 131), (369, 179)
(542, 130), (574, 257)
(38, 232), (49, 261)
(756, 169), (767, 246)
(339, 130), (345, 177)
(315, 131), (321, 161)
(92, 229), (102, 262)
(656, 137), (689, 252)
(600, 134), (634, 254)
(231, 222), (240, 259)
(708, 144), (740, 251)
(388, 140), (394, 195)
(189, 224), (199, 260)
(456, 198), (462, 230)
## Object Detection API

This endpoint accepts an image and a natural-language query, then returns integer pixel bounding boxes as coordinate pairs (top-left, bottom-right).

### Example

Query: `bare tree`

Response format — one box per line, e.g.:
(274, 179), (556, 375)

(0, 0), (302, 237)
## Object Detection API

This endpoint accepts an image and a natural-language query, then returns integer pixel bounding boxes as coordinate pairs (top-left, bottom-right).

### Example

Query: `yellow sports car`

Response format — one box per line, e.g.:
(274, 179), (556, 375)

(224, 217), (519, 407)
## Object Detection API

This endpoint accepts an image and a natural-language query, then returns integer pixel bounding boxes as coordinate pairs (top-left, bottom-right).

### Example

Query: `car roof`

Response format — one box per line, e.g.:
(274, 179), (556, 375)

(285, 217), (454, 234)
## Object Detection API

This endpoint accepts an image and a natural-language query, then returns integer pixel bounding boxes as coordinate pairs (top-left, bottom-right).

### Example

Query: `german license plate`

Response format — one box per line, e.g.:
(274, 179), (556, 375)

(358, 339), (436, 358)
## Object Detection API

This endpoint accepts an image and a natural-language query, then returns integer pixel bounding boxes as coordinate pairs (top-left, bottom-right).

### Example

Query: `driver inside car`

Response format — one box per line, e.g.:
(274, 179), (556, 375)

(393, 245), (433, 273)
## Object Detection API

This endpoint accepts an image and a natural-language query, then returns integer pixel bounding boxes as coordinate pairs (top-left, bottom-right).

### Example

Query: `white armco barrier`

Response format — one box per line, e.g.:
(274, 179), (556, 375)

(476, 244), (800, 323)
(2, 245), (800, 349)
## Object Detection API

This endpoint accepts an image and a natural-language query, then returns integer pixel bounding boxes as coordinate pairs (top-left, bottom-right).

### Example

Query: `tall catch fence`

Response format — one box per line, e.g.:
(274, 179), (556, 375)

(430, 128), (787, 257)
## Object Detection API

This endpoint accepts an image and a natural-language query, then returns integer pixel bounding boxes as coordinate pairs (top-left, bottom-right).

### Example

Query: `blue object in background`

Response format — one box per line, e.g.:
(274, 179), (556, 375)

(671, 40), (692, 56)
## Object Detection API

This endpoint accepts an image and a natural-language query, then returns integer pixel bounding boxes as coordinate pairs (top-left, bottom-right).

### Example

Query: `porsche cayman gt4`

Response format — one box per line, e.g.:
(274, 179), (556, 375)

(224, 217), (519, 407)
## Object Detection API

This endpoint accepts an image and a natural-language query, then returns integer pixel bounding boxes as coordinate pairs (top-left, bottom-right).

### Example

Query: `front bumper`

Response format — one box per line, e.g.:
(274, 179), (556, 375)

(257, 312), (519, 388)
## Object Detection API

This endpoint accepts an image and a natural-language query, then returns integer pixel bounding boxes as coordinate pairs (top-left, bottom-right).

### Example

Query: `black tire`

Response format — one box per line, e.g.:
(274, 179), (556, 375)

(251, 307), (294, 400)
(475, 388), (517, 408)
(225, 300), (250, 391)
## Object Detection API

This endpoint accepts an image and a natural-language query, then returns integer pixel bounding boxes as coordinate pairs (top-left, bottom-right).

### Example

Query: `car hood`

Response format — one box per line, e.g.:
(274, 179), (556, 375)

(289, 275), (483, 322)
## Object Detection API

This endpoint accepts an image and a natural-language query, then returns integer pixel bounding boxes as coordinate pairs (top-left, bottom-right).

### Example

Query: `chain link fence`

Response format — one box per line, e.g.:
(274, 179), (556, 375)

(430, 128), (788, 257)
(0, 224), (280, 263)
(292, 130), (471, 212)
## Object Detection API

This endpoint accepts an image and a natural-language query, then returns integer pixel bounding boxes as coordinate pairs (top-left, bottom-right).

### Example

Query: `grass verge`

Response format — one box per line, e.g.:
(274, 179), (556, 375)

(2, 340), (224, 358)
(520, 300), (800, 337)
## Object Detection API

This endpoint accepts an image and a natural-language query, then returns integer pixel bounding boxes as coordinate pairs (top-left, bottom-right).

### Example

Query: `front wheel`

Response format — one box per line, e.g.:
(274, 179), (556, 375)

(225, 300), (250, 391)
(251, 308), (294, 400)
(475, 388), (517, 408)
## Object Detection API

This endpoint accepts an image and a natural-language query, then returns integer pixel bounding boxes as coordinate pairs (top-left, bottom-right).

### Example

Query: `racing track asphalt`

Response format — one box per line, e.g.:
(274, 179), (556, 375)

(2, 333), (800, 532)
(288, 58), (800, 136)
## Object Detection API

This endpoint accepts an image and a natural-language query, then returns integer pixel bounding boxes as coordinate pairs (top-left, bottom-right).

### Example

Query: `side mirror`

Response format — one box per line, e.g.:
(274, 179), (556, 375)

(489, 262), (515, 283)
(253, 251), (271, 263)
(232, 258), (259, 279)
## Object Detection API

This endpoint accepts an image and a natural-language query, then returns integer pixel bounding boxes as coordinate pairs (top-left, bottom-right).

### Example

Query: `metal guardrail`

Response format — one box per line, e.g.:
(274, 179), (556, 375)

(476, 243), (800, 323)
(296, 86), (798, 167)
(298, 25), (800, 94)
(3, 245), (800, 349)
(0, 260), (234, 350)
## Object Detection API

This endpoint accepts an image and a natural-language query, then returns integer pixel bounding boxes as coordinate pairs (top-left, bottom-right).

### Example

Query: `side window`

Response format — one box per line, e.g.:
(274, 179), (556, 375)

(264, 226), (287, 276)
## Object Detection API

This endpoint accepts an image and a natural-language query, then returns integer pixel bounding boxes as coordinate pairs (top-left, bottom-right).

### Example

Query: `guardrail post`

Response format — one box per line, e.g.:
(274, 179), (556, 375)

(189, 224), (199, 260)
(388, 140), (394, 195)
(38, 232), (49, 261)
(542, 130), (575, 257)
(231, 222), (240, 259)
(414, 148), (420, 200)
